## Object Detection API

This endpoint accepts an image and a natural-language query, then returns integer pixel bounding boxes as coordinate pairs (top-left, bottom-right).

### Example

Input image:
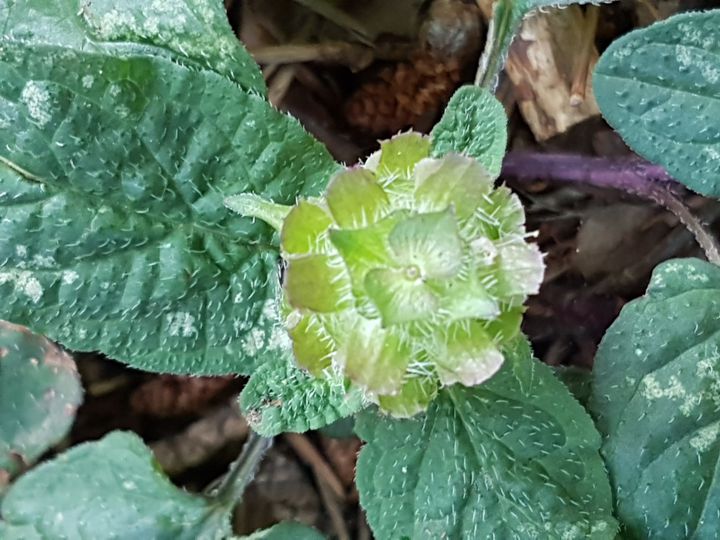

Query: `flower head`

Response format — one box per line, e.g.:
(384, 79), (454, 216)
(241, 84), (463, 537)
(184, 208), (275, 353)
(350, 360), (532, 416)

(279, 133), (543, 416)
(229, 132), (544, 416)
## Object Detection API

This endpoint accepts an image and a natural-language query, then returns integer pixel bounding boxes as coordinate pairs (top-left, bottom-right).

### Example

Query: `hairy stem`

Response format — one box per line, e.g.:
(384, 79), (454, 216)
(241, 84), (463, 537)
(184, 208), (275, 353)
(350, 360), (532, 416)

(502, 152), (720, 264)
(645, 187), (720, 265)
(475, 0), (521, 89)
(502, 152), (675, 189)
(211, 432), (272, 507)
(225, 193), (292, 232)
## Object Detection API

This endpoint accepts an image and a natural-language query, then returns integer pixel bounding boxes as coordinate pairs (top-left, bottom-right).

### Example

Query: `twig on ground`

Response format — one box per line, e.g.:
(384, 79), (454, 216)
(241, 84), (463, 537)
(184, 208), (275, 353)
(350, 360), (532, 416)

(291, 0), (374, 45)
(151, 403), (249, 476)
(251, 43), (375, 71)
(284, 433), (345, 500)
(316, 474), (351, 540)
(357, 505), (372, 540)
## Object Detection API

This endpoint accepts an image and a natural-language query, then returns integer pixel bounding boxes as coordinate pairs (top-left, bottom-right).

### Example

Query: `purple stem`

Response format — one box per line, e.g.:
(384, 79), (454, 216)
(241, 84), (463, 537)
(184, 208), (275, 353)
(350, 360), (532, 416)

(500, 152), (720, 264)
(501, 152), (676, 196)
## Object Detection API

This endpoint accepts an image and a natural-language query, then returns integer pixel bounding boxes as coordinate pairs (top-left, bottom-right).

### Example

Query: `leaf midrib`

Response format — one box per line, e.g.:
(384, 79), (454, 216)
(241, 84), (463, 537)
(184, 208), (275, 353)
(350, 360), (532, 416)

(0, 46), (279, 252)
(0, 34), (295, 237)
(444, 387), (584, 536)
(0, 166), (278, 262)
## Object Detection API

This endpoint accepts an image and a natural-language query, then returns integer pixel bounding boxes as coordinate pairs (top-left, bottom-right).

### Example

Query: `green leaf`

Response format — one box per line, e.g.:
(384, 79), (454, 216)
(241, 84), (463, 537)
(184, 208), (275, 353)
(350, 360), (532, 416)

(554, 366), (592, 408)
(431, 320), (503, 387)
(319, 416), (356, 439)
(594, 10), (720, 198)
(285, 255), (353, 313)
(388, 210), (463, 280)
(364, 267), (439, 325)
(413, 154), (493, 220)
(0, 523), (42, 540)
(0, 37), (338, 375)
(240, 352), (367, 437)
(356, 339), (617, 540)
(281, 201), (333, 255)
(475, 0), (616, 89)
(0, 321), (82, 484)
(241, 522), (325, 540)
(374, 132), (431, 179)
(0, 431), (231, 539)
(325, 168), (389, 229)
(590, 258), (720, 539)
(337, 318), (411, 395)
(1, 0), (265, 93)
(514, 0), (614, 10)
(430, 86), (507, 177)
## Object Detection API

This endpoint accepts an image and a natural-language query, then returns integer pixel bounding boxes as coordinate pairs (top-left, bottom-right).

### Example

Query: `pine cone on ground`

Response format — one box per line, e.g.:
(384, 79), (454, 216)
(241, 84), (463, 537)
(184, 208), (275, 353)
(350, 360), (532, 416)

(344, 0), (482, 135)
(130, 375), (237, 417)
(344, 53), (462, 135)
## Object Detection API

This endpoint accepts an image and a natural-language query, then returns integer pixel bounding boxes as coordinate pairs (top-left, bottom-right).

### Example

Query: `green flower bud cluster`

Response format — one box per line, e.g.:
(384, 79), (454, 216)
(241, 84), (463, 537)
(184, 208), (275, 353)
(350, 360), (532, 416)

(229, 133), (544, 417)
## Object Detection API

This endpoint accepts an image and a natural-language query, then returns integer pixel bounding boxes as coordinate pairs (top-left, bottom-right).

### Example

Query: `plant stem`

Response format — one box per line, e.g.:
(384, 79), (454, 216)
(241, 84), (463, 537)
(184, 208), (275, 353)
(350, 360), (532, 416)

(501, 152), (720, 264)
(475, 0), (520, 89)
(502, 152), (675, 190)
(645, 187), (720, 265)
(224, 193), (292, 232)
(212, 432), (273, 507)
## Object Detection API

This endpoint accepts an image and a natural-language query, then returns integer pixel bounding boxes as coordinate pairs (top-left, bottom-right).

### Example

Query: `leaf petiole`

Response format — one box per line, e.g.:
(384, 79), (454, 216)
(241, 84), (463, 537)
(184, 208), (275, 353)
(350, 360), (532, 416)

(225, 193), (292, 232)
(475, 0), (519, 89)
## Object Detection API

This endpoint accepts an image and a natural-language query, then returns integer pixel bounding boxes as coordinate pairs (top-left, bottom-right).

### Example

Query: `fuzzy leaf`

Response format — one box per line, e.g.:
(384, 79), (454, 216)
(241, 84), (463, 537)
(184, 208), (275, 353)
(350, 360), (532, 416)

(356, 339), (617, 540)
(375, 377), (438, 419)
(241, 522), (325, 540)
(285, 255), (352, 313)
(388, 210), (463, 280)
(590, 258), (720, 539)
(413, 154), (493, 219)
(1, 0), (265, 93)
(554, 366), (592, 407)
(337, 318), (411, 395)
(0, 38), (338, 375)
(364, 267), (439, 325)
(0, 431), (231, 539)
(281, 201), (333, 256)
(326, 168), (389, 229)
(0, 321), (82, 483)
(520, 0), (614, 8)
(594, 10), (720, 197)
(431, 86), (507, 177)
(240, 352), (367, 437)
(431, 320), (504, 387)
(374, 132), (431, 179)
